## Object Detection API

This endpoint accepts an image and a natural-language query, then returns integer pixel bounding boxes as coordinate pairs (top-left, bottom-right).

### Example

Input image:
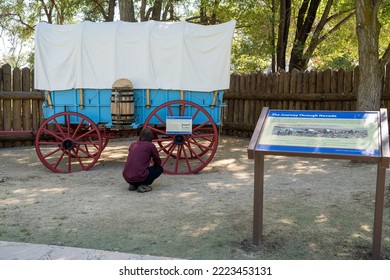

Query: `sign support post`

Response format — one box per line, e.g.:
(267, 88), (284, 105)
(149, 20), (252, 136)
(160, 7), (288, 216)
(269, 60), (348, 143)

(252, 153), (264, 246)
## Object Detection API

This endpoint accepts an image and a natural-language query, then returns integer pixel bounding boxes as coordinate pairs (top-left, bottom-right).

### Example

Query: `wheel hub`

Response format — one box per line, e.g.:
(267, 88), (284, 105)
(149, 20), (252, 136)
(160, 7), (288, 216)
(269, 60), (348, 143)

(62, 138), (75, 150)
(173, 135), (185, 145)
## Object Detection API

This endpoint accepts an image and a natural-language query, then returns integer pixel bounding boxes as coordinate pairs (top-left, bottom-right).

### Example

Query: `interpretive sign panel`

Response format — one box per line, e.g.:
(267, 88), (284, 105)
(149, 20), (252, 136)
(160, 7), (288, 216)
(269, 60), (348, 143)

(248, 107), (390, 260)
(256, 110), (380, 157)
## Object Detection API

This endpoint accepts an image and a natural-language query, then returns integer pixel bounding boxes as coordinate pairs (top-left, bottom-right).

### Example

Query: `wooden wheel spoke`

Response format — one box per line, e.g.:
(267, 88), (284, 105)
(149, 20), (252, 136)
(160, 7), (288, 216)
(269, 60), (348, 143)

(71, 147), (88, 170)
(75, 128), (97, 141)
(53, 150), (66, 170)
(191, 132), (214, 138)
(192, 108), (201, 120)
(180, 144), (193, 173)
(187, 138), (213, 152)
(190, 133), (214, 142)
(174, 145), (181, 172)
(66, 150), (72, 172)
(65, 114), (71, 138)
(162, 143), (177, 166)
(52, 118), (67, 138)
(42, 146), (63, 159)
(38, 140), (62, 146)
(156, 139), (175, 152)
(154, 137), (174, 144)
(184, 142), (206, 163)
(184, 141), (197, 158)
(147, 126), (168, 136)
(167, 104), (174, 116)
(41, 127), (64, 142)
(151, 114), (166, 125)
(72, 119), (87, 138)
(192, 120), (212, 132)
(187, 138), (207, 155)
(180, 104), (186, 116)
(74, 144), (93, 157)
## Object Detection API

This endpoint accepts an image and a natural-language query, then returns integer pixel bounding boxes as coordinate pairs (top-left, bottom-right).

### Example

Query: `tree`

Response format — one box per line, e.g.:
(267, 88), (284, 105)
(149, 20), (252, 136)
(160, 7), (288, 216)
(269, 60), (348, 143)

(275, 0), (355, 71)
(118, 0), (184, 22)
(86, 0), (116, 21)
(185, 0), (221, 24)
(2, 0), (390, 74)
(355, 0), (390, 111)
(219, 0), (358, 73)
(0, 0), (88, 67)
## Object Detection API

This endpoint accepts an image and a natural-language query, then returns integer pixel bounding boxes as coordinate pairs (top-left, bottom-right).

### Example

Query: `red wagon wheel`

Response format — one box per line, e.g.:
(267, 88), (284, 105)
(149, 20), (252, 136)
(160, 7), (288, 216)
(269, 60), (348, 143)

(35, 112), (103, 173)
(143, 100), (219, 175)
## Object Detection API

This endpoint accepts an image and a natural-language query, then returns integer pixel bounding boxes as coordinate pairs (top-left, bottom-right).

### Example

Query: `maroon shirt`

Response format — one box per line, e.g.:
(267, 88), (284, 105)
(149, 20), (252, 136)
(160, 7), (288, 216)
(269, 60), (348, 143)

(122, 140), (161, 183)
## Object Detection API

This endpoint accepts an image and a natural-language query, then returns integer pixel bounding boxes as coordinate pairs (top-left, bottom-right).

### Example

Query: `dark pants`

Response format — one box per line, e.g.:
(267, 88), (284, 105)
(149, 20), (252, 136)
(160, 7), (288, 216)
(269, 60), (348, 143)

(132, 165), (163, 187)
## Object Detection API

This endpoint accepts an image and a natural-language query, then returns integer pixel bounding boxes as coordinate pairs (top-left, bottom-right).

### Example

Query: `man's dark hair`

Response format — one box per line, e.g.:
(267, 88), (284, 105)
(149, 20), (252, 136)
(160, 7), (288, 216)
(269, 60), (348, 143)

(140, 128), (154, 142)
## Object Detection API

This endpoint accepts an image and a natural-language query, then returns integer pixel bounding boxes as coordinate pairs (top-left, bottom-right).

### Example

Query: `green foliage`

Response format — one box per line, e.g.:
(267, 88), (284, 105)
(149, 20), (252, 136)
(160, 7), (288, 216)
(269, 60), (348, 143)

(216, 0), (275, 73)
(379, 0), (390, 57)
(1, 0), (390, 72)
(312, 18), (359, 71)
(0, 0), (89, 67)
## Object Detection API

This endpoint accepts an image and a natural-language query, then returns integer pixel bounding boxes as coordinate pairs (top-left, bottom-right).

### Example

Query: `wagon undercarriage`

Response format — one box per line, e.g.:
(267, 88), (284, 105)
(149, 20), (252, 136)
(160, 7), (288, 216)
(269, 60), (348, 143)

(34, 98), (220, 175)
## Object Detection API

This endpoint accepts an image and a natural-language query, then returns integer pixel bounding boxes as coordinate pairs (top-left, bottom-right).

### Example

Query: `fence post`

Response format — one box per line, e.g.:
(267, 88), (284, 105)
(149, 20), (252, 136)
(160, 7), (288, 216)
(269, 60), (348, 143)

(13, 67), (22, 146)
(23, 67), (33, 145)
(2, 64), (12, 147)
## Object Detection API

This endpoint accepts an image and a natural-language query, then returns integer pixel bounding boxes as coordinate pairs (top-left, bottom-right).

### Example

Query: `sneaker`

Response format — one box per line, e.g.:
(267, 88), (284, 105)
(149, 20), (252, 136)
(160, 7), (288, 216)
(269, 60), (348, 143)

(137, 185), (152, 193)
(128, 184), (137, 191)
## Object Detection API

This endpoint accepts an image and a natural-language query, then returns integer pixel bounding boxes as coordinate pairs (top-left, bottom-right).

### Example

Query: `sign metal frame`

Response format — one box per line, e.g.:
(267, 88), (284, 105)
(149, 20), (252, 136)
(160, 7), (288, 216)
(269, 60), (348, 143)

(247, 107), (390, 260)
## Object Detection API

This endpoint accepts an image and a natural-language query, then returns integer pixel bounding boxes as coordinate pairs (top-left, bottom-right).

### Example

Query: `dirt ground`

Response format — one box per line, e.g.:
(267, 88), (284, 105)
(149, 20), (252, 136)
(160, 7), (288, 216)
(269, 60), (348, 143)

(0, 135), (389, 260)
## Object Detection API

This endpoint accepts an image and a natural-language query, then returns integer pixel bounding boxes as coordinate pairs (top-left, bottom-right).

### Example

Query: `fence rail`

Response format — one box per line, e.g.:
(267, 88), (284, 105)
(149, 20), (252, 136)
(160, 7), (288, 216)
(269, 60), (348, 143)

(2, 63), (390, 146)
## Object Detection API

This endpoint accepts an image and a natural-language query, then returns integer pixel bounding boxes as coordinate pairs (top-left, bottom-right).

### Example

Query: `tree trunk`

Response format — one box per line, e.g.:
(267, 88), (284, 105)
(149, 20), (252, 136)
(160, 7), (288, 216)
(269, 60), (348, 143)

(151, 0), (162, 21)
(276, 0), (291, 71)
(270, 0), (276, 72)
(162, 0), (174, 21)
(355, 0), (382, 111)
(289, 0), (321, 71)
(107, 0), (116, 21)
(119, 0), (135, 22)
(140, 0), (147, 21)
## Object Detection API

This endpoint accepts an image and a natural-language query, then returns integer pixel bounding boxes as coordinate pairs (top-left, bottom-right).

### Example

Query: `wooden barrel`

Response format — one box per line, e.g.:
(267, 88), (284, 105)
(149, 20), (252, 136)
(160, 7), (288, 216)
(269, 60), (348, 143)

(111, 90), (135, 125)
(111, 79), (135, 125)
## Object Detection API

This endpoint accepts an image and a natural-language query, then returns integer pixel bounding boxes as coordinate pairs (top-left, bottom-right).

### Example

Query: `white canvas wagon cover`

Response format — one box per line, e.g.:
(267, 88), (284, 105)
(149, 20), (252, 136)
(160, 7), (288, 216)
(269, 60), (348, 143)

(34, 20), (236, 91)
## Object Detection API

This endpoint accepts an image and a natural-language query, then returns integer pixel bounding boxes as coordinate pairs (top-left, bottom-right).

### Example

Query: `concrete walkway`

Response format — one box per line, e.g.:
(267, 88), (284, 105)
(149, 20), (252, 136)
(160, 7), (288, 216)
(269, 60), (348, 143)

(0, 241), (177, 260)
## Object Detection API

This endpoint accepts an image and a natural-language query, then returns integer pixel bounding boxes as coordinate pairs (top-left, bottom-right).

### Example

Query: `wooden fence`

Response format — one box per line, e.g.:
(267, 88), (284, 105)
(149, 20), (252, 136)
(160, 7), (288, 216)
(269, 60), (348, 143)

(222, 65), (390, 137)
(0, 64), (44, 148)
(2, 63), (390, 147)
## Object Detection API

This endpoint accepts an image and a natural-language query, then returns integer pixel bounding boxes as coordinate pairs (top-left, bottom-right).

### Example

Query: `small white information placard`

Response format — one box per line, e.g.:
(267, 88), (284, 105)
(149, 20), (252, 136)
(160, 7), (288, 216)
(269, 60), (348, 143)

(166, 116), (192, 134)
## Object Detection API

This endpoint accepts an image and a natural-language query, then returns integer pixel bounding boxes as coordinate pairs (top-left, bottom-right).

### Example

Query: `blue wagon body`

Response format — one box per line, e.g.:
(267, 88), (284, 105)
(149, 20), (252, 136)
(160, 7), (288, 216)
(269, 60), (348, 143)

(43, 89), (224, 127)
